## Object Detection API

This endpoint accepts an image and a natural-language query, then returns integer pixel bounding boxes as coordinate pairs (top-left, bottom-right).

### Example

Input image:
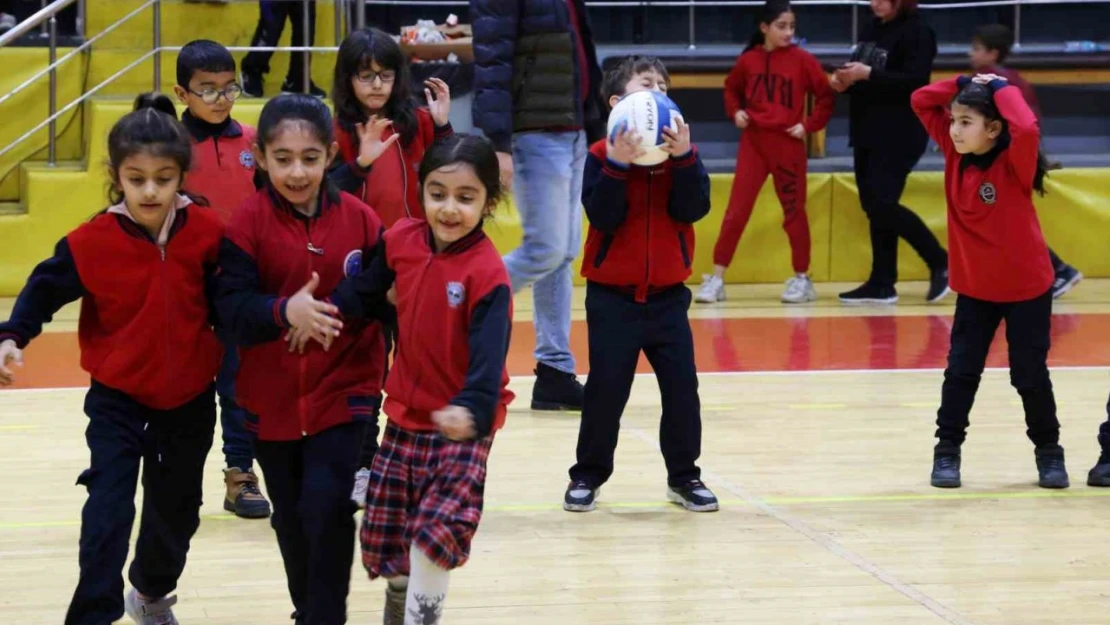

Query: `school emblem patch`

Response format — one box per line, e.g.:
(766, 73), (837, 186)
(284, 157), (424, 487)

(446, 281), (465, 308)
(239, 150), (255, 169)
(978, 181), (996, 205)
(343, 250), (362, 277)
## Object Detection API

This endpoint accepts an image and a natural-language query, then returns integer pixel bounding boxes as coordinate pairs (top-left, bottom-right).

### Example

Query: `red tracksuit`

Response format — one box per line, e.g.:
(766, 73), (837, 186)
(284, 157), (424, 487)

(332, 108), (452, 228)
(181, 112), (258, 226)
(719, 44), (835, 272)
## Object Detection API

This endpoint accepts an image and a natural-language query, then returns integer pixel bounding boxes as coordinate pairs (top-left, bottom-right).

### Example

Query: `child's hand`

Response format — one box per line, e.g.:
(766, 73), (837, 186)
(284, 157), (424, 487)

(355, 116), (400, 169)
(662, 118), (692, 158)
(787, 123), (806, 140)
(734, 110), (750, 128)
(0, 339), (23, 386)
(285, 272), (342, 347)
(432, 404), (476, 441)
(350, 467), (371, 509)
(386, 284), (398, 306)
(284, 325), (322, 354)
(424, 77), (451, 127)
(607, 125), (645, 165)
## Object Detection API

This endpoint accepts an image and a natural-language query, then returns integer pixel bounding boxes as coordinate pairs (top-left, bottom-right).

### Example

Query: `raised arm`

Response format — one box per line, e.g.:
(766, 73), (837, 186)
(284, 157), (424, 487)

(910, 77), (960, 154)
(990, 79), (1041, 189)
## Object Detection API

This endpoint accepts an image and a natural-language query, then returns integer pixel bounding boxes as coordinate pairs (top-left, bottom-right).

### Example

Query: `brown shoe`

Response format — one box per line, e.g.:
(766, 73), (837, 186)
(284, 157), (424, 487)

(383, 584), (406, 625)
(223, 467), (271, 519)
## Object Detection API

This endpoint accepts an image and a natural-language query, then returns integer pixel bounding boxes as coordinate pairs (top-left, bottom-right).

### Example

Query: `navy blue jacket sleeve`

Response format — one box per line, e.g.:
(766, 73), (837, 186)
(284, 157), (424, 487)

(450, 284), (512, 438)
(328, 159), (370, 195)
(215, 238), (289, 346)
(470, 0), (519, 153)
(0, 237), (85, 349)
(329, 239), (396, 323)
(667, 150), (712, 224)
(204, 262), (221, 330)
(582, 153), (631, 234)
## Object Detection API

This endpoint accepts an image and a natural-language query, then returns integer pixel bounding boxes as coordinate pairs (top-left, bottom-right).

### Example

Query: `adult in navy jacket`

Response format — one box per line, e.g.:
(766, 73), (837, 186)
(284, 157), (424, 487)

(470, 0), (605, 412)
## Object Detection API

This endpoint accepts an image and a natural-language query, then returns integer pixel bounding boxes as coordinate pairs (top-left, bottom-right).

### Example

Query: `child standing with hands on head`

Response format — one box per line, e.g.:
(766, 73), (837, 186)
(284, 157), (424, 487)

(563, 55), (718, 514)
(697, 0), (834, 304)
(911, 74), (1066, 489)
(0, 95), (224, 625)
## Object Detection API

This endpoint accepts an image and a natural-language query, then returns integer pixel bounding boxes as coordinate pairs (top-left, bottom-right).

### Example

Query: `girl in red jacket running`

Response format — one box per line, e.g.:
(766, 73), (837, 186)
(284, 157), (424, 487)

(911, 74), (1065, 490)
(697, 0), (835, 304)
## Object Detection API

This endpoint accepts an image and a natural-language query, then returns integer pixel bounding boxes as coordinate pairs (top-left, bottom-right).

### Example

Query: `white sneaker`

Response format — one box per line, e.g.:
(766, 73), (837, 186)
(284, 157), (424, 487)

(350, 468), (371, 508)
(781, 275), (817, 303)
(694, 274), (725, 303)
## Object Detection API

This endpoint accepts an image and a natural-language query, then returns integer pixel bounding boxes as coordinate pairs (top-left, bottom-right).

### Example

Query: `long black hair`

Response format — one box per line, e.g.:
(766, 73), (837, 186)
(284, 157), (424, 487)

(105, 93), (196, 206)
(419, 134), (503, 217)
(955, 81), (1050, 195)
(332, 28), (418, 146)
(745, 0), (793, 52)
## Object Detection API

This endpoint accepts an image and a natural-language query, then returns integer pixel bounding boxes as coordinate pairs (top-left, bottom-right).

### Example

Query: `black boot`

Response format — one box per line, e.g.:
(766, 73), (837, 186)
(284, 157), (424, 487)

(1035, 444), (1069, 489)
(1087, 453), (1110, 486)
(930, 441), (961, 488)
(531, 362), (584, 411)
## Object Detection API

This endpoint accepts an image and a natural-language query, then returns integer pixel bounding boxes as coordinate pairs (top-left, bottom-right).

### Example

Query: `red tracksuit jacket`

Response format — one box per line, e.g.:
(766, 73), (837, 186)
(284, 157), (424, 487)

(723, 44), (835, 133)
(181, 112), (258, 225)
(331, 108), (452, 227)
(911, 77), (1053, 302)
(330, 218), (514, 438)
(0, 200), (224, 409)
(580, 141), (712, 302)
(216, 186), (386, 441)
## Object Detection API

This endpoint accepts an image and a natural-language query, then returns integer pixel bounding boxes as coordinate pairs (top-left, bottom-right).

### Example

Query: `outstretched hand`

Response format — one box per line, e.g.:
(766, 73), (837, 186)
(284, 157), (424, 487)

(284, 272), (342, 349)
(424, 77), (451, 127)
(0, 339), (23, 386)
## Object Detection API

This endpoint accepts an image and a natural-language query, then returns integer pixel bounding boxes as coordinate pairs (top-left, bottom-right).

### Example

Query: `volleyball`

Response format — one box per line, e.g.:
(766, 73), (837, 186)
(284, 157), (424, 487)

(606, 90), (684, 166)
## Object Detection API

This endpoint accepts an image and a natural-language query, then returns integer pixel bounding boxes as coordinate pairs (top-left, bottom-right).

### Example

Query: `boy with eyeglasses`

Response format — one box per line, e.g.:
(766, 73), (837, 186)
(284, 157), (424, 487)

(172, 39), (272, 521)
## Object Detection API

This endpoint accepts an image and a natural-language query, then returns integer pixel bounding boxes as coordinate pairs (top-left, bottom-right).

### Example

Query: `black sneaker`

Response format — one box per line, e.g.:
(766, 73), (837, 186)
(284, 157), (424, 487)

(667, 480), (719, 512)
(563, 480), (598, 512)
(1035, 444), (1069, 489)
(281, 77), (327, 98)
(241, 71), (264, 97)
(930, 442), (961, 488)
(531, 362), (584, 411)
(926, 267), (950, 303)
(1051, 264), (1082, 299)
(838, 282), (898, 305)
(1087, 454), (1110, 486)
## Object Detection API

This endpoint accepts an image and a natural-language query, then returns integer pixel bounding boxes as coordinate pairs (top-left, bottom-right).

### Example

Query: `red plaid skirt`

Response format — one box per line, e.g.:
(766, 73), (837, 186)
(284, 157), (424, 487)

(360, 421), (493, 579)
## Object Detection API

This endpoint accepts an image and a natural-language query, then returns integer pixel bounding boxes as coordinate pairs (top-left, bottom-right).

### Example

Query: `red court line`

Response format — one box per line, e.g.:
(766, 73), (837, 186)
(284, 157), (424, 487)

(3, 313), (1108, 391)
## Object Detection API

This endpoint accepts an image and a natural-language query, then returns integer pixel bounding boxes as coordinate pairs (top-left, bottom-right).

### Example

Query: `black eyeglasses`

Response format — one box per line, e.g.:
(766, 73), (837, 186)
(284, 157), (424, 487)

(355, 70), (396, 85)
(188, 83), (243, 104)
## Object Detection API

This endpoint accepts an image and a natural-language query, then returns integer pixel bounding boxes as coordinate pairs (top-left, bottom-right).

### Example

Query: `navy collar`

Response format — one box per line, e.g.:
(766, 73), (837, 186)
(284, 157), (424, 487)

(182, 110), (242, 142)
(960, 130), (1010, 173)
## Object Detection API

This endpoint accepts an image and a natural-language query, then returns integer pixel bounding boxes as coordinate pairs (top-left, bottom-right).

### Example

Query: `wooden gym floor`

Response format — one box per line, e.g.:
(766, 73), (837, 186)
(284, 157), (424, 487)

(2, 280), (1110, 624)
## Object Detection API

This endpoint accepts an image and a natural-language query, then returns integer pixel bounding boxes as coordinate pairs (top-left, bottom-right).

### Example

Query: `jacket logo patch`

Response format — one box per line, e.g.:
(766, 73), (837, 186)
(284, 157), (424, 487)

(978, 182), (997, 205)
(239, 150), (255, 169)
(446, 281), (465, 308)
(343, 250), (362, 277)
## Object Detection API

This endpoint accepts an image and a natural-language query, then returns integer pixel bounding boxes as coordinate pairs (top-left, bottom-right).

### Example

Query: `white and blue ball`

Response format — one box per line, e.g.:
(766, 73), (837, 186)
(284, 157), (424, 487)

(606, 90), (684, 167)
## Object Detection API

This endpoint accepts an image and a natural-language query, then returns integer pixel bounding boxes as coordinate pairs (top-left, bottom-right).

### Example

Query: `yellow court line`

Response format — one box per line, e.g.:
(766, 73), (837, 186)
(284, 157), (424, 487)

(0, 424), (38, 431)
(786, 403), (848, 410)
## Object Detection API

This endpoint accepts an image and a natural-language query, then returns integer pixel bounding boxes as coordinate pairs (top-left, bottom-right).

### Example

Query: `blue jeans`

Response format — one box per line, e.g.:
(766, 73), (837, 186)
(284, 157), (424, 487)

(505, 130), (587, 374)
(217, 337), (254, 471)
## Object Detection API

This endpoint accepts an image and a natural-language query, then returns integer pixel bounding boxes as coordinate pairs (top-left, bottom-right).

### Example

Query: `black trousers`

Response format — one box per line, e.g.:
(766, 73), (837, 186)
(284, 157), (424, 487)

(570, 282), (702, 488)
(65, 383), (215, 625)
(935, 290), (1058, 447)
(253, 420), (366, 625)
(242, 0), (316, 86)
(853, 146), (948, 288)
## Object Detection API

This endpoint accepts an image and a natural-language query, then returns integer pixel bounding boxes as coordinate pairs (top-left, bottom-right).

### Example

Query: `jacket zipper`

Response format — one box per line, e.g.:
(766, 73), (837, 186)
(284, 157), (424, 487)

(299, 218), (317, 436)
(213, 137), (222, 167)
(159, 244), (172, 400)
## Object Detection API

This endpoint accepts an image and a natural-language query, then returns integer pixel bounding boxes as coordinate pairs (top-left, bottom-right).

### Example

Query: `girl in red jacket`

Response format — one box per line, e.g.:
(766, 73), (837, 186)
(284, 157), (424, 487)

(216, 94), (387, 625)
(0, 95), (223, 625)
(697, 0), (834, 304)
(322, 134), (514, 625)
(911, 74), (1065, 490)
(329, 27), (453, 228)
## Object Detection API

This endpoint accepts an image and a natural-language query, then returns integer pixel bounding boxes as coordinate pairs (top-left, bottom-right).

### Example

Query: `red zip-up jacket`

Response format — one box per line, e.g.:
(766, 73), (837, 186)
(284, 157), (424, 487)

(580, 141), (712, 303)
(0, 200), (224, 409)
(723, 44), (835, 133)
(331, 108), (452, 227)
(181, 112), (258, 225)
(330, 218), (514, 438)
(216, 185), (386, 441)
(911, 77), (1053, 302)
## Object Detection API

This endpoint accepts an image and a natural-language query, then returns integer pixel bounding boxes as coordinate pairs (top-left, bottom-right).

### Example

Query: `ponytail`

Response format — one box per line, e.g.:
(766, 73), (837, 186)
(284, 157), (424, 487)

(1033, 150), (1050, 196)
(132, 92), (178, 119)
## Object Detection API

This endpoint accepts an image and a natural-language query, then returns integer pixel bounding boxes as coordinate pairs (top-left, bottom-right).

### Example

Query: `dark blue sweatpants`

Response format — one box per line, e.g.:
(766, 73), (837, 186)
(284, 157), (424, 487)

(216, 336), (253, 471)
(65, 382), (215, 625)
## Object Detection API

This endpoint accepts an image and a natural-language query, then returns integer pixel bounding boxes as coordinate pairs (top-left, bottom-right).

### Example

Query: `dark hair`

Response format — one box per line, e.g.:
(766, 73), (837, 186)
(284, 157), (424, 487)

(333, 28), (417, 146)
(745, 0), (793, 52)
(256, 92), (335, 150)
(106, 93), (193, 205)
(600, 56), (670, 107)
(176, 39), (236, 87)
(418, 134), (503, 216)
(955, 82), (1049, 195)
(972, 24), (1014, 64)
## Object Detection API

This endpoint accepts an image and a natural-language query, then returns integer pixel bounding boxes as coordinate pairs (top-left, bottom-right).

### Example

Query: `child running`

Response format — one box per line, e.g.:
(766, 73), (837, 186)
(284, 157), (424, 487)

(215, 93), (387, 625)
(911, 74), (1066, 489)
(0, 94), (224, 625)
(698, 0), (834, 304)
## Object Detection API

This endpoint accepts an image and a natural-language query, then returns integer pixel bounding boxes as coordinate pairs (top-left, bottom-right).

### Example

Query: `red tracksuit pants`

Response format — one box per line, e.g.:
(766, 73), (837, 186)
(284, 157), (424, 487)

(713, 127), (811, 273)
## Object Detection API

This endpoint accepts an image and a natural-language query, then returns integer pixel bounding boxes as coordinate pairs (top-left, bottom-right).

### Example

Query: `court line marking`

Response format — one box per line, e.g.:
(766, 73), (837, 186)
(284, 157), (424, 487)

(626, 426), (977, 625)
(0, 424), (38, 430)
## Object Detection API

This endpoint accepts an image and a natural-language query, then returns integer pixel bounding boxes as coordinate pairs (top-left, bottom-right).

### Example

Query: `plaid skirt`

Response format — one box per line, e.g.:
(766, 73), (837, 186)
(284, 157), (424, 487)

(360, 421), (493, 579)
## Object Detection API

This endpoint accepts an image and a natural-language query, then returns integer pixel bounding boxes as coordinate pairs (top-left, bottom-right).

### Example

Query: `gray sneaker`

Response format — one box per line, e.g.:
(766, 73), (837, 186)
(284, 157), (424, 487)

(125, 589), (179, 625)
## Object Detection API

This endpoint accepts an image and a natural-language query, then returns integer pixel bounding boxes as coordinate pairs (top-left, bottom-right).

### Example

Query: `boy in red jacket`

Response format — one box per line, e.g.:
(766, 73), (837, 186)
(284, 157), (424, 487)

(563, 56), (718, 513)
(172, 39), (270, 519)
